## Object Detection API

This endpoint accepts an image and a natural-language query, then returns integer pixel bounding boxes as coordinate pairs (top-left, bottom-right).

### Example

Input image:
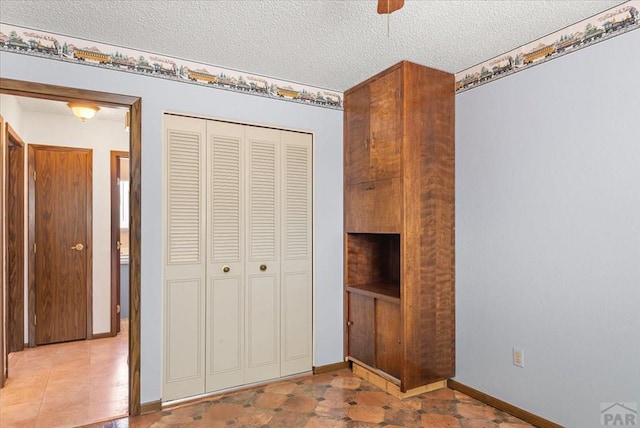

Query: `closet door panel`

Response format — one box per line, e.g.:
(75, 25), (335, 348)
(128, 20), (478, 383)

(205, 121), (245, 392)
(163, 115), (206, 400)
(245, 127), (281, 383)
(164, 279), (204, 399)
(281, 132), (313, 376)
(207, 275), (243, 390)
(246, 273), (279, 383)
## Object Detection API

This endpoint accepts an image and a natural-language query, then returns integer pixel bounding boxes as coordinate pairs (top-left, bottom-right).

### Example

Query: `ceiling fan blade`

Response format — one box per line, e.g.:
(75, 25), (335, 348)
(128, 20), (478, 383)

(377, 0), (404, 14)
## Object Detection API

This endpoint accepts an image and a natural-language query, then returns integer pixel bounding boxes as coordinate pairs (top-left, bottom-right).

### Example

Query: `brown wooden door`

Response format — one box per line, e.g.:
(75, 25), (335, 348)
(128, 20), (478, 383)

(30, 145), (92, 345)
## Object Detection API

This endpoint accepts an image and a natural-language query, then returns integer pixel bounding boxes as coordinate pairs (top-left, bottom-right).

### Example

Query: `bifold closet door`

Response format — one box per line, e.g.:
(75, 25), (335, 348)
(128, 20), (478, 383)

(280, 130), (313, 376)
(164, 114), (313, 401)
(163, 115), (206, 401)
(244, 126), (282, 384)
(205, 121), (246, 391)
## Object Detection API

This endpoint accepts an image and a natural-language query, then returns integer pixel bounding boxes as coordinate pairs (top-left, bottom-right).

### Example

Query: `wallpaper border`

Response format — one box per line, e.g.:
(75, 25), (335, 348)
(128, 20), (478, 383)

(0, 22), (344, 110)
(1, 1), (638, 104)
(454, 0), (639, 93)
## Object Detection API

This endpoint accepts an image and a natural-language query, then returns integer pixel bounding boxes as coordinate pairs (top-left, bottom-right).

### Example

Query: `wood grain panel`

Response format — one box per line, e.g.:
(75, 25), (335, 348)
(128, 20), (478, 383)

(369, 67), (402, 182)
(344, 84), (370, 185)
(404, 62), (455, 390)
(344, 178), (402, 233)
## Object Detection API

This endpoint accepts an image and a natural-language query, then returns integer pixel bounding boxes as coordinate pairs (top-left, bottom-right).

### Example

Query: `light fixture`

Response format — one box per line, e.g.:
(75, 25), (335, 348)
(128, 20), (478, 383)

(125, 111), (130, 131)
(67, 102), (100, 121)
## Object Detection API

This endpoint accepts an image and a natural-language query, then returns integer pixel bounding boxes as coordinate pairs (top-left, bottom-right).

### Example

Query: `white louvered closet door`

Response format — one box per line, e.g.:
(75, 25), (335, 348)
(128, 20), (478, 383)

(164, 115), (312, 401)
(205, 121), (245, 392)
(244, 126), (282, 384)
(280, 131), (313, 376)
(163, 115), (206, 401)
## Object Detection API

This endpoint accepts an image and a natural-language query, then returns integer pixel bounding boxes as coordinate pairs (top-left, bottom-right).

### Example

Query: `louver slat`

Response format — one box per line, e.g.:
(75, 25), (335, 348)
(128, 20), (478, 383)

(211, 136), (241, 262)
(284, 145), (310, 259)
(168, 130), (201, 264)
(250, 142), (276, 260)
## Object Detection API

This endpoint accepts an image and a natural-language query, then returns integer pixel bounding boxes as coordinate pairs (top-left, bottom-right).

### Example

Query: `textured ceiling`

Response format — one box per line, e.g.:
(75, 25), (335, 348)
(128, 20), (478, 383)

(0, 0), (626, 91)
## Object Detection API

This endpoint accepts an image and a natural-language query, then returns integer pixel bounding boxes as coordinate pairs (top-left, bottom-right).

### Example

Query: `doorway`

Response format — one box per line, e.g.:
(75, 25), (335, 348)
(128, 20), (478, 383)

(0, 77), (142, 416)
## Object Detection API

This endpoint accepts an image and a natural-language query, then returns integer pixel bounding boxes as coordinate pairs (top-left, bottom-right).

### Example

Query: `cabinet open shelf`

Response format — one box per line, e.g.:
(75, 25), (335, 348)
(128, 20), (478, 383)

(345, 233), (400, 291)
(346, 283), (400, 301)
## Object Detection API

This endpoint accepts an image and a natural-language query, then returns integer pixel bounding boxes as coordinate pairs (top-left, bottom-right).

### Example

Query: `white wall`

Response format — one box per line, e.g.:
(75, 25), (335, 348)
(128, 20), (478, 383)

(455, 30), (640, 427)
(0, 95), (22, 131)
(10, 106), (128, 334)
(0, 52), (345, 403)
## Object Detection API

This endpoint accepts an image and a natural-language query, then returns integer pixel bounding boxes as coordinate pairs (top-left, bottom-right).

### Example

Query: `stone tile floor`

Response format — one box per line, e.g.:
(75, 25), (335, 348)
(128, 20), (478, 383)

(85, 369), (532, 427)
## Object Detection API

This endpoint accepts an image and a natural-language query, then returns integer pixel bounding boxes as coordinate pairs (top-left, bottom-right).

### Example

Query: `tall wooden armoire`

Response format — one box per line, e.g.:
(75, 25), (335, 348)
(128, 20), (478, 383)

(343, 61), (455, 395)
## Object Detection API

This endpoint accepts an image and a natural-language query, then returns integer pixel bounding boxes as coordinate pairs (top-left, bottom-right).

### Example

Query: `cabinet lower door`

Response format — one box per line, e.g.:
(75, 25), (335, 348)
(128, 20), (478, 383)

(347, 292), (375, 367)
(375, 299), (401, 379)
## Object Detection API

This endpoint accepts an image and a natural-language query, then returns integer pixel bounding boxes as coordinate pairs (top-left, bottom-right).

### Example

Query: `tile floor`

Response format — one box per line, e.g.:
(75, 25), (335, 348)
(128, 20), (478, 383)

(0, 320), (129, 427)
(87, 369), (532, 428)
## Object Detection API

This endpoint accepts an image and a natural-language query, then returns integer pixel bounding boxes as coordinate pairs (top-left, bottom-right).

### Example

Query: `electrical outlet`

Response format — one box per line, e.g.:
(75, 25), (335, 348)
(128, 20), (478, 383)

(513, 347), (524, 368)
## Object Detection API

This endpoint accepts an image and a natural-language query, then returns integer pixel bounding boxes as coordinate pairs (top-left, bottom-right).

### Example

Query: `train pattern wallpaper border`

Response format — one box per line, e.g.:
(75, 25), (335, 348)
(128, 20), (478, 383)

(454, 0), (639, 93)
(1, 1), (638, 105)
(0, 22), (344, 110)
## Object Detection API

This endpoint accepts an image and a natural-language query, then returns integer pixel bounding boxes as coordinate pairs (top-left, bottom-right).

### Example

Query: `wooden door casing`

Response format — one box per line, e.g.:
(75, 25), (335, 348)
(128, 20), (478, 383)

(6, 124), (25, 353)
(29, 144), (92, 345)
(1, 114), (5, 388)
(111, 151), (129, 336)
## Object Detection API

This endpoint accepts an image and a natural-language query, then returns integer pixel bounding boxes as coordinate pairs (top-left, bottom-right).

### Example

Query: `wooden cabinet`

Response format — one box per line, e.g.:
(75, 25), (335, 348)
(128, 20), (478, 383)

(345, 67), (402, 186)
(344, 61), (455, 393)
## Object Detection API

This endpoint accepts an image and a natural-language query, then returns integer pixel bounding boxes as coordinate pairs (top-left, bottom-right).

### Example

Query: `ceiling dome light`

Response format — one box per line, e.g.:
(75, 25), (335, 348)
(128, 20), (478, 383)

(67, 102), (100, 121)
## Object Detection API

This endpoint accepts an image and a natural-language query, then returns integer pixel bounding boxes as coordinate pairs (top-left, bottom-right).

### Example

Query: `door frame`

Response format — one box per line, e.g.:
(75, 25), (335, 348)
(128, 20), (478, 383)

(28, 144), (93, 345)
(6, 123), (25, 353)
(110, 151), (129, 336)
(0, 77), (142, 416)
(1, 114), (5, 388)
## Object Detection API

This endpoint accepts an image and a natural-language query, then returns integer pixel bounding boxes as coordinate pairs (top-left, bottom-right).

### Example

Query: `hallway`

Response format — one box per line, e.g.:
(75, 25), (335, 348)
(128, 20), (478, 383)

(0, 320), (128, 427)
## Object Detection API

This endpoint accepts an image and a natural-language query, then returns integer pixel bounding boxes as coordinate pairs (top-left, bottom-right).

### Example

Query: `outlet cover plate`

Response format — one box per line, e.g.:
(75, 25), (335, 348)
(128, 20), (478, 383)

(513, 347), (524, 368)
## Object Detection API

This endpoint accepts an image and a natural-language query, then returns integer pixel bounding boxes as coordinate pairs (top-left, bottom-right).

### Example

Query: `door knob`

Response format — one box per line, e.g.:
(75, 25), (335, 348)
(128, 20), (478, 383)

(222, 265), (230, 273)
(259, 264), (267, 271)
(71, 243), (84, 251)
